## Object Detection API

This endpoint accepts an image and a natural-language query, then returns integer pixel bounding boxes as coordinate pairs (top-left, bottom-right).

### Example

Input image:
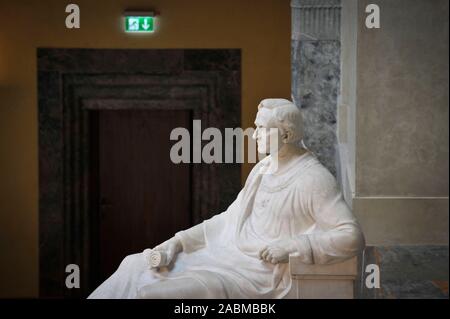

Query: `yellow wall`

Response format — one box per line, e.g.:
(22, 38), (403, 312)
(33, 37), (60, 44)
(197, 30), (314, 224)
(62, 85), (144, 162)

(0, 0), (291, 297)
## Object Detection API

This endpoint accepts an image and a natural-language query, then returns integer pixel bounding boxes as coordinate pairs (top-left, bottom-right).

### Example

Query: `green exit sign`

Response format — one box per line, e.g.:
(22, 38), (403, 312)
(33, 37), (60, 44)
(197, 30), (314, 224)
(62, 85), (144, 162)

(125, 15), (154, 33)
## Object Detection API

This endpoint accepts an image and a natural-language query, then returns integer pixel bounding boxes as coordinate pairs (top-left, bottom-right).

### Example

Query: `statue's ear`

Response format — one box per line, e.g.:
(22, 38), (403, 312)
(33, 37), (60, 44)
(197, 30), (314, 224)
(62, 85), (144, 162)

(282, 130), (292, 143)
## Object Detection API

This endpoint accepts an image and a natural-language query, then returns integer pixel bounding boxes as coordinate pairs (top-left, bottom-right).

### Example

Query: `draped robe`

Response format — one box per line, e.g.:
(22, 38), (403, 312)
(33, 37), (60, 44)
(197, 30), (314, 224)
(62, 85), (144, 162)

(88, 152), (365, 299)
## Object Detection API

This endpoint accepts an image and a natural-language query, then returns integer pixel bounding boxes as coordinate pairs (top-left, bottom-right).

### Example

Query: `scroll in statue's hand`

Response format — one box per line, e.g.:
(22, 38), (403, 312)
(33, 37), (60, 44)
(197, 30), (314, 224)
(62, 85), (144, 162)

(143, 237), (183, 271)
(259, 239), (298, 264)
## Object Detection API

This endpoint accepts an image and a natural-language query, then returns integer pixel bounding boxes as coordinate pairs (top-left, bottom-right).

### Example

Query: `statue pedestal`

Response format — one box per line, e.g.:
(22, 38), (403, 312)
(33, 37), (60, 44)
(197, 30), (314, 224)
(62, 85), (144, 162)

(288, 256), (358, 299)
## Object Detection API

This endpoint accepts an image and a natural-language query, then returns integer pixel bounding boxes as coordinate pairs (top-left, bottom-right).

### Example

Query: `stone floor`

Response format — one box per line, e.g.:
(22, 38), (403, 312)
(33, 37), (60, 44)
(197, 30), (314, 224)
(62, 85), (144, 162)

(357, 245), (449, 299)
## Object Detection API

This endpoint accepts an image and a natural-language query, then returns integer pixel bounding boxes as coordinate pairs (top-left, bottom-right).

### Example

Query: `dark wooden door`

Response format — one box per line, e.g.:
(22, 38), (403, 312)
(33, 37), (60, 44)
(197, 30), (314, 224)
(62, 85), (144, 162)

(94, 110), (191, 283)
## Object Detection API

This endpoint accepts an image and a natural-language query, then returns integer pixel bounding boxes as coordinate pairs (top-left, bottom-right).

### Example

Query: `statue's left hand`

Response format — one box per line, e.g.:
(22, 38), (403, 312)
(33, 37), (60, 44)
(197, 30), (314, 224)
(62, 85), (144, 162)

(259, 239), (297, 264)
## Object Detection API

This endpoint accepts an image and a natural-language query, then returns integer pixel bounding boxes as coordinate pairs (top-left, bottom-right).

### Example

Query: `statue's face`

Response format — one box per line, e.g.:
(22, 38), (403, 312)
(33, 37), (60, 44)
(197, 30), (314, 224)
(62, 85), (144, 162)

(252, 108), (284, 154)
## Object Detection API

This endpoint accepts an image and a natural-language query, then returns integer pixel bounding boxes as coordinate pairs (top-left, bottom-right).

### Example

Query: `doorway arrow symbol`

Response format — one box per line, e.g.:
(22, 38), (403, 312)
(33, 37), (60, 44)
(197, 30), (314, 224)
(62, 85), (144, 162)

(142, 19), (150, 30)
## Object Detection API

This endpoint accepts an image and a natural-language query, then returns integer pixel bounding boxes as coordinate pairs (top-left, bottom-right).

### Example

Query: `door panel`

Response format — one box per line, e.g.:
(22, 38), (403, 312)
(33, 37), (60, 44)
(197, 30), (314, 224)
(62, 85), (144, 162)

(97, 110), (191, 282)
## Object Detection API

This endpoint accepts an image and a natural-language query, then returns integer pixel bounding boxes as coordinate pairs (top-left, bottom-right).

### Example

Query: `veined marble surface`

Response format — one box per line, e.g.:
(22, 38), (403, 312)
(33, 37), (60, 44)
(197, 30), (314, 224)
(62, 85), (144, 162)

(292, 40), (340, 176)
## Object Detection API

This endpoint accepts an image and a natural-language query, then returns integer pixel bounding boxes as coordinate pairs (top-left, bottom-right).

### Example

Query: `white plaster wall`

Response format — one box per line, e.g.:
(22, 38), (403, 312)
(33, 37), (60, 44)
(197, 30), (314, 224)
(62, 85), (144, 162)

(338, 0), (357, 206)
(356, 0), (449, 197)
(340, 0), (449, 244)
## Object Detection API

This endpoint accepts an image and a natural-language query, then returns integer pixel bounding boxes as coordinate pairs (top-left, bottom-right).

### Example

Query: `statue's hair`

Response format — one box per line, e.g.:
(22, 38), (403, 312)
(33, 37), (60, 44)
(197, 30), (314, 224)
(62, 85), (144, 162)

(257, 98), (304, 143)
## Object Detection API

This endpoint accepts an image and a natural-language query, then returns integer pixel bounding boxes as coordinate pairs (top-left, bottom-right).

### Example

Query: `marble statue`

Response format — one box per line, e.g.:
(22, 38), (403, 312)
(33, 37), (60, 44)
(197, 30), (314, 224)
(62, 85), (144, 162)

(88, 98), (365, 299)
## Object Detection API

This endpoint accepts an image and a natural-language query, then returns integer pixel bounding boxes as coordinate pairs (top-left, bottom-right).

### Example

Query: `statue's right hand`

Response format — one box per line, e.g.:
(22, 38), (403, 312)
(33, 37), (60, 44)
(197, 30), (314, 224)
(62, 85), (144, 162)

(149, 237), (183, 269)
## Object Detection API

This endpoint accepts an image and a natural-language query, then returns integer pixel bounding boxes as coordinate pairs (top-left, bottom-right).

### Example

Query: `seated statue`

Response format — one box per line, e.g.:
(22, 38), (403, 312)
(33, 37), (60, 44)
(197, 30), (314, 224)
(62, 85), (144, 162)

(88, 98), (365, 299)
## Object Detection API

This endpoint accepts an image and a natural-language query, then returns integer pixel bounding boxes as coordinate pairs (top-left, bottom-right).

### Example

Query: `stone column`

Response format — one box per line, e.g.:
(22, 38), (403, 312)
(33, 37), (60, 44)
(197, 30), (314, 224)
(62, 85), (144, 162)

(291, 0), (341, 176)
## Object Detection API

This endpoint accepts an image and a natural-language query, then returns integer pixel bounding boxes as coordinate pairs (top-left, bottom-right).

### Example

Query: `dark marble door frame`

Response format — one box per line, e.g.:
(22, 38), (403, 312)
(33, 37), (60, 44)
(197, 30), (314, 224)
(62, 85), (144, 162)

(38, 49), (241, 298)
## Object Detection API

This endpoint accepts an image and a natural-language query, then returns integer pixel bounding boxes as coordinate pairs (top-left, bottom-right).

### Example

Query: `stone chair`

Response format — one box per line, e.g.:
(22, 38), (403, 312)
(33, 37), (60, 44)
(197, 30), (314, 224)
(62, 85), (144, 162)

(286, 256), (359, 299)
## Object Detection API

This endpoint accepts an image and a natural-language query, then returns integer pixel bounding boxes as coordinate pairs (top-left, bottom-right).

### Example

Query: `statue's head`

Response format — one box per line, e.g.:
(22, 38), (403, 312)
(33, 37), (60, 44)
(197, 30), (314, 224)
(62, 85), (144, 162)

(252, 98), (304, 154)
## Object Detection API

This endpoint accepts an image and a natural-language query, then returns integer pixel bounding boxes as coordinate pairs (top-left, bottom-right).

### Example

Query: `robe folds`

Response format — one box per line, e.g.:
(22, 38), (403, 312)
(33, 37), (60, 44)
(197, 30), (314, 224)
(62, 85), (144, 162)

(88, 151), (365, 299)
